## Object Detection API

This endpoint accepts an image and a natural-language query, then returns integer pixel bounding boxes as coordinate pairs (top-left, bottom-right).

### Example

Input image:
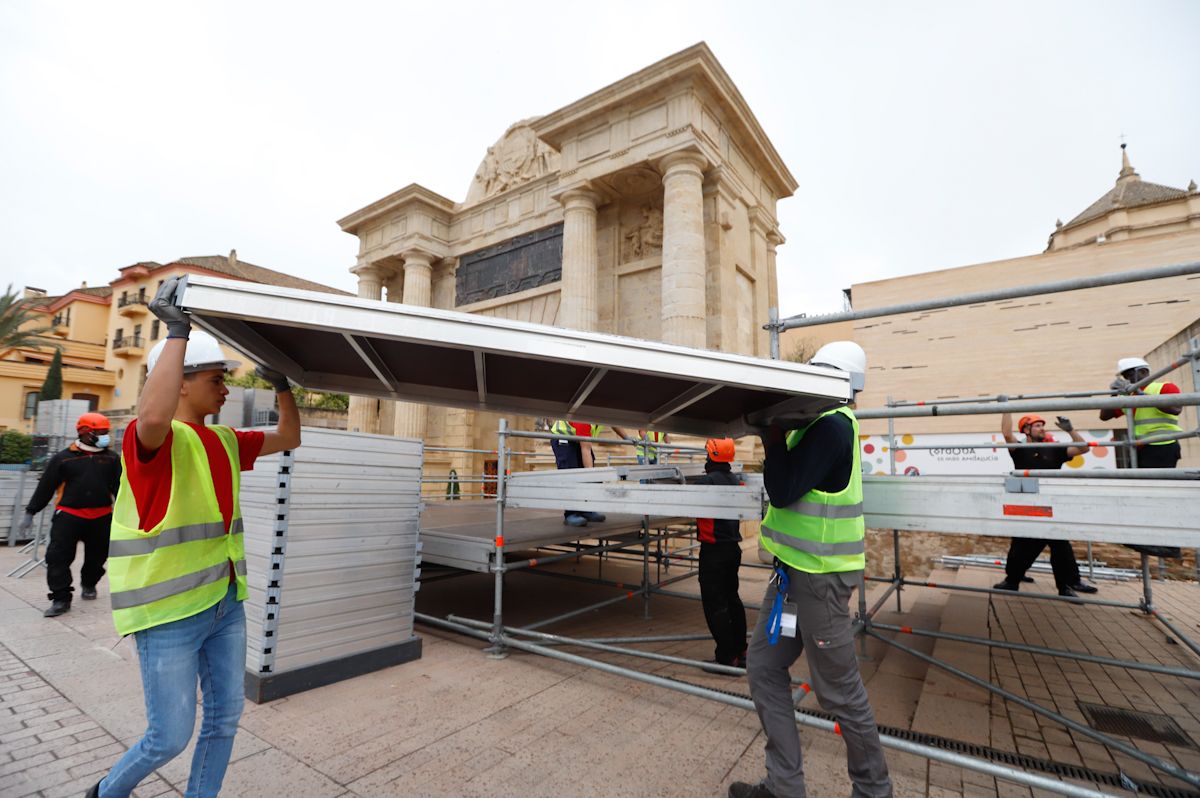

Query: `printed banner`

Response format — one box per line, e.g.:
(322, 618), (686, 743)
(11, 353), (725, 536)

(860, 430), (1116, 476)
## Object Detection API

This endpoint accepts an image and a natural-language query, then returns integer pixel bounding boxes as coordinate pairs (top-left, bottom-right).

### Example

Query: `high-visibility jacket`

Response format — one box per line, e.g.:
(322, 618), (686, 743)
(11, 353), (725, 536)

(107, 421), (247, 635)
(550, 420), (601, 439)
(636, 430), (666, 461)
(1133, 383), (1182, 445)
(759, 407), (865, 574)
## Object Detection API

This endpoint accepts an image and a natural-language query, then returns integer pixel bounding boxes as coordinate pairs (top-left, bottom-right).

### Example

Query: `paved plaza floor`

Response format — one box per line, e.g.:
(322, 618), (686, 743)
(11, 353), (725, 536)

(2, 540), (1198, 797)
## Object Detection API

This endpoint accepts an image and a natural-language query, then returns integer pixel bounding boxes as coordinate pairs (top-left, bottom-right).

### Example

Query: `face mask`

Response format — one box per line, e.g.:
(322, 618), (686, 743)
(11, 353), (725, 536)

(95, 434), (111, 448)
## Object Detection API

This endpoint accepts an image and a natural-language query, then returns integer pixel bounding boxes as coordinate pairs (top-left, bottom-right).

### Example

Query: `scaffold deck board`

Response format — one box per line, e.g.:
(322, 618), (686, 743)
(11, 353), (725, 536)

(175, 275), (850, 438)
(864, 475), (1200, 546)
(419, 502), (686, 573)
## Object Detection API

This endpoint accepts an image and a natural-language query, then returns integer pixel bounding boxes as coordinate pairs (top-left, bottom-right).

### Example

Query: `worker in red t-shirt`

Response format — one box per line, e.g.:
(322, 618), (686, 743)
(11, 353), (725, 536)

(89, 276), (301, 798)
(20, 412), (121, 617)
(548, 419), (632, 527)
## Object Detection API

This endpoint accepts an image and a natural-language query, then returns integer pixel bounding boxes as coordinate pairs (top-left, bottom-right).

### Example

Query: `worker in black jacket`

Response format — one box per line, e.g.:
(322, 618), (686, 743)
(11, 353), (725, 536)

(18, 412), (121, 617)
(696, 438), (748, 669)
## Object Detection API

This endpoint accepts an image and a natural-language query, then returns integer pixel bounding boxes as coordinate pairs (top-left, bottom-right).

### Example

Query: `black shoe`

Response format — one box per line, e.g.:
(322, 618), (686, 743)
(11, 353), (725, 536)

(1058, 586), (1084, 604)
(85, 781), (100, 798)
(1020, 576), (1035, 583)
(702, 658), (745, 676)
(81, 585), (97, 600)
(993, 580), (1020, 592)
(729, 781), (777, 798)
(1068, 581), (1098, 594)
(44, 600), (71, 618)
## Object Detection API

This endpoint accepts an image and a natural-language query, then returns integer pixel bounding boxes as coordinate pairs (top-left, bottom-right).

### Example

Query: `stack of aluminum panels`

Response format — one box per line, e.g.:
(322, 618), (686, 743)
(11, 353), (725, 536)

(241, 428), (423, 702)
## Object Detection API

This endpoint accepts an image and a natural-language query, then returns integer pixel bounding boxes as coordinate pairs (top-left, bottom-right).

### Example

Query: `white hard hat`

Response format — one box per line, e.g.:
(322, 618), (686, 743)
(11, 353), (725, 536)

(146, 330), (242, 375)
(811, 341), (867, 392)
(1115, 357), (1150, 376)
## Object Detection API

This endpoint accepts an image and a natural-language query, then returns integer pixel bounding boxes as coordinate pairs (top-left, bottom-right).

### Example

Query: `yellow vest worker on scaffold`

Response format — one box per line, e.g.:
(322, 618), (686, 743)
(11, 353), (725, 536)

(729, 341), (893, 798)
(1100, 356), (1184, 469)
(549, 419), (632, 528)
(87, 277), (302, 798)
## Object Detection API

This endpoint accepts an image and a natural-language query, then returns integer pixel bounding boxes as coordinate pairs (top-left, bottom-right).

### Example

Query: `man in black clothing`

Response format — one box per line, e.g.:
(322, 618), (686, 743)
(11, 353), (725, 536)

(695, 438), (747, 668)
(993, 413), (1097, 598)
(18, 412), (121, 617)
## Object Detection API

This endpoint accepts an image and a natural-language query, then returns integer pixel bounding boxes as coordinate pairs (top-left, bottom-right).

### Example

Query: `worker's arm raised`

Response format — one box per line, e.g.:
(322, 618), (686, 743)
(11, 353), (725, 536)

(138, 278), (191, 451)
(257, 366), (302, 456)
(1057, 417), (1087, 458)
(1000, 412), (1016, 444)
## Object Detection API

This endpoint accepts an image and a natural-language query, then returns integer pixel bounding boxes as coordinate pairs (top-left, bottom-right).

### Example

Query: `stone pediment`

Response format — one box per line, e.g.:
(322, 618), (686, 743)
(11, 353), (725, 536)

(465, 118), (561, 205)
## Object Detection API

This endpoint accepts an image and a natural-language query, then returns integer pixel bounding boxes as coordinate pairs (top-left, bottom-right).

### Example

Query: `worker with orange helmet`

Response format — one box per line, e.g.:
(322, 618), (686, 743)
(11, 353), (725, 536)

(19, 411), (122, 617)
(995, 411), (1096, 597)
(695, 438), (747, 669)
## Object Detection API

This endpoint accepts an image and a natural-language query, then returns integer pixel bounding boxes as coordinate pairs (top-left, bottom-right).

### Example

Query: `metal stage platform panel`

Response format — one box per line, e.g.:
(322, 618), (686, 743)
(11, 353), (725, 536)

(419, 502), (686, 573)
(864, 475), (1200, 546)
(174, 275), (850, 438)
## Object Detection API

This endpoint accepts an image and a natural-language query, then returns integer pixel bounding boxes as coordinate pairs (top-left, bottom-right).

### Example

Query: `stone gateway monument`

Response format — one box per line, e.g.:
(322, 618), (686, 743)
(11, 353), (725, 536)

(336, 43), (798, 485)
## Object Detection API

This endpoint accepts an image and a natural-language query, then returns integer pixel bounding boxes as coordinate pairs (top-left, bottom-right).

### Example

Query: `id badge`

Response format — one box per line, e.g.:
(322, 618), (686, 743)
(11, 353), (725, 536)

(780, 603), (798, 638)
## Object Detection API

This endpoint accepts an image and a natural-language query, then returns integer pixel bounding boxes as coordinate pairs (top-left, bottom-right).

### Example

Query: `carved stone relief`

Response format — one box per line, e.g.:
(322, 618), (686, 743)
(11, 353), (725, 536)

(620, 203), (664, 263)
(456, 223), (564, 306)
(466, 119), (561, 204)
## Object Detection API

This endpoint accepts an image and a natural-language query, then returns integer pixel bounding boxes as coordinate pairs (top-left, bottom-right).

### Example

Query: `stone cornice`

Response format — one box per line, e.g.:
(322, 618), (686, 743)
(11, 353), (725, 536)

(338, 183), (457, 234)
(530, 42), (797, 198)
(45, 291), (112, 313)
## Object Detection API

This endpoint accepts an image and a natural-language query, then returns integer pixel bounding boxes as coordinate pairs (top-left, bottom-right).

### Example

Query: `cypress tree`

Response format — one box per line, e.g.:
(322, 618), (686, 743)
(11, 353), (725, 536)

(39, 349), (63, 400)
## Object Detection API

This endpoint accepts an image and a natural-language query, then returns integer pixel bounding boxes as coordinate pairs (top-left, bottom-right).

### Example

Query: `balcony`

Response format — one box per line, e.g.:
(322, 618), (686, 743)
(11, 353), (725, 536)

(50, 314), (69, 337)
(112, 335), (145, 357)
(117, 295), (149, 317)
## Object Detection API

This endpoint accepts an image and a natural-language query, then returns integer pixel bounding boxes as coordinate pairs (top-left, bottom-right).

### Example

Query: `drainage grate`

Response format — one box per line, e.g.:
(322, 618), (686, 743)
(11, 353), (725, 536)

(1079, 702), (1197, 749)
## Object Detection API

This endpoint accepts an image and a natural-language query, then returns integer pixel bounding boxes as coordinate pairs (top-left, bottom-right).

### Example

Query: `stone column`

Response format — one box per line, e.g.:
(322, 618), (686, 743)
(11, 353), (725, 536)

(659, 151), (709, 348)
(557, 187), (601, 331)
(393, 250), (435, 439)
(347, 264), (387, 434)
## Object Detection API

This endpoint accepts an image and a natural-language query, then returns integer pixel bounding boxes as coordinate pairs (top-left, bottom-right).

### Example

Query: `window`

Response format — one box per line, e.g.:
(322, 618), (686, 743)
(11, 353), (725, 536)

(138, 286), (146, 301)
(151, 319), (160, 340)
(71, 393), (100, 412)
(120, 291), (128, 303)
(133, 323), (142, 338)
(23, 392), (38, 419)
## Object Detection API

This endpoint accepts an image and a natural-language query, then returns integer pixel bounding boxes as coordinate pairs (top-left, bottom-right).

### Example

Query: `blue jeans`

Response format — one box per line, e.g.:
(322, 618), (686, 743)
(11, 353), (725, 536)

(100, 583), (246, 798)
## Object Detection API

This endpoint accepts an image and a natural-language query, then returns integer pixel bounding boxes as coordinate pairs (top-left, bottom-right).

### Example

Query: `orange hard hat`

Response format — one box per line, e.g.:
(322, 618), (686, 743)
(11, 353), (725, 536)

(76, 412), (110, 432)
(705, 438), (736, 463)
(1016, 415), (1045, 433)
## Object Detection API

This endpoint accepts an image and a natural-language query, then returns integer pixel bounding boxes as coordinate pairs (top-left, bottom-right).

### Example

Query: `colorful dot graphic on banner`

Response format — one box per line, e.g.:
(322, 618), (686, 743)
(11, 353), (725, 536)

(902, 434), (914, 444)
(863, 443), (876, 454)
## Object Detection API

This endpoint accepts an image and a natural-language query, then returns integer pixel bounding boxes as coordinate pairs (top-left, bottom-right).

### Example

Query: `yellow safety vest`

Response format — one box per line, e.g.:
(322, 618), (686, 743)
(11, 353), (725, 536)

(550, 420), (601, 439)
(760, 407), (866, 574)
(635, 431), (666, 460)
(107, 421), (248, 635)
(1133, 383), (1182, 445)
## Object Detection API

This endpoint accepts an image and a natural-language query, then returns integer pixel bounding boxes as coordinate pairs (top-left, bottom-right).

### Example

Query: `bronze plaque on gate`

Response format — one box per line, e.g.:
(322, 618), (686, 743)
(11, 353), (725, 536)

(456, 223), (564, 306)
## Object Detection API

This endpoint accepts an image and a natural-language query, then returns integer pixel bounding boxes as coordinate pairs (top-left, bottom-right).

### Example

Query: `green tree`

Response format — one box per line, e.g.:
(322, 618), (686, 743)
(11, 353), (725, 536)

(39, 349), (63, 400)
(0, 284), (55, 353)
(0, 431), (33, 464)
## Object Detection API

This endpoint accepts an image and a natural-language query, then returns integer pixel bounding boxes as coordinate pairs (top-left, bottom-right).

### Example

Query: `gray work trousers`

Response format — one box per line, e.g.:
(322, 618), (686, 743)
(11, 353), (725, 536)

(746, 566), (892, 798)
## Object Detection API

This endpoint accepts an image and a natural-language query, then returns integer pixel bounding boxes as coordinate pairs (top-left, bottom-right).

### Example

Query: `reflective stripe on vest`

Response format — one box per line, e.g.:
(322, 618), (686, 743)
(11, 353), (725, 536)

(107, 518), (244, 558)
(759, 406), (866, 574)
(108, 421), (248, 636)
(1133, 383), (1182, 445)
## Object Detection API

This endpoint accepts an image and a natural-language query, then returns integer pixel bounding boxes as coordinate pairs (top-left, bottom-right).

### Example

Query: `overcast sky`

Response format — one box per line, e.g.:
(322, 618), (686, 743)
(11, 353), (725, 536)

(2, 0), (1197, 316)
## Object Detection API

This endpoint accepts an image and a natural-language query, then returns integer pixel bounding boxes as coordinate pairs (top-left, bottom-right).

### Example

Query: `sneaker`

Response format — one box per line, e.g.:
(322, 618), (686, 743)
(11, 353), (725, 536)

(583, 511), (607, 523)
(43, 600), (71, 618)
(992, 580), (1020, 592)
(564, 514), (588, 528)
(729, 781), (778, 798)
(1067, 581), (1098, 594)
(81, 586), (97, 600)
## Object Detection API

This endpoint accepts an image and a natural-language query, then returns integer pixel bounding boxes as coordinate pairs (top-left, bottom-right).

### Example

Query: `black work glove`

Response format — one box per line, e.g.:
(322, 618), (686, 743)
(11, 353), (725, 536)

(148, 277), (192, 339)
(256, 365), (290, 393)
(1055, 416), (1073, 432)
